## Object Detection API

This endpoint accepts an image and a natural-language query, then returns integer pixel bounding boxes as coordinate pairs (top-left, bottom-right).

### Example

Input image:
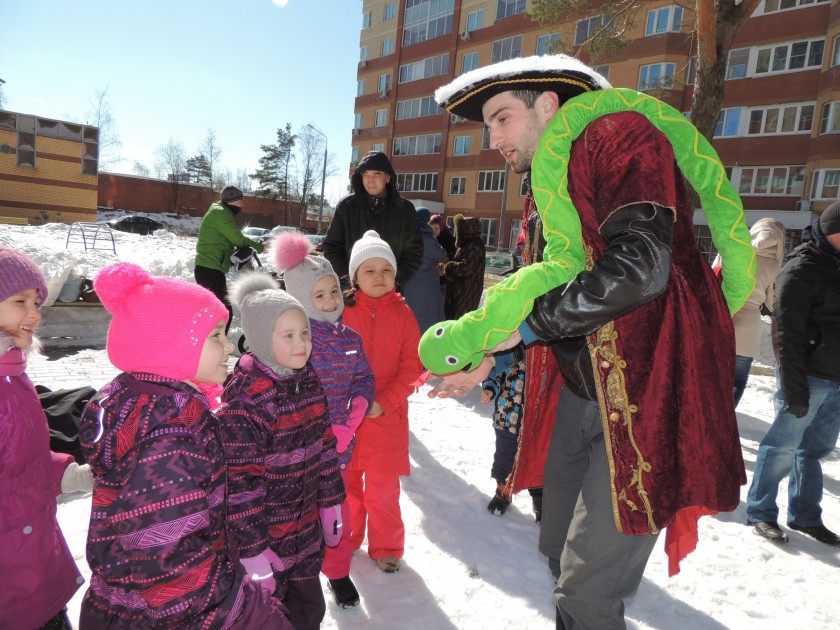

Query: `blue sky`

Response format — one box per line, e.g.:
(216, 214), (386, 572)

(1, 0), (362, 204)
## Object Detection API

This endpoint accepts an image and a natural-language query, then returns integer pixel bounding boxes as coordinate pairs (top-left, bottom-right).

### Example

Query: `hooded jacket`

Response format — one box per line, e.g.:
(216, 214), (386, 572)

(218, 356), (345, 581)
(195, 201), (264, 273)
(773, 219), (840, 408)
(443, 215), (486, 319)
(323, 152), (423, 288)
(0, 341), (81, 630)
(78, 372), (266, 629)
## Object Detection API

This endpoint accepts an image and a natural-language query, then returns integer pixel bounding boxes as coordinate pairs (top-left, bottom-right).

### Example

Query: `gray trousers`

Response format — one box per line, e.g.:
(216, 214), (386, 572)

(539, 387), (659, 630)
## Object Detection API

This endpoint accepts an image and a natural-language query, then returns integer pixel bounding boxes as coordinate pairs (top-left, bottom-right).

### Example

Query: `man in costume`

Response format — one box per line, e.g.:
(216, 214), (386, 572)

(421, 55), (756, 629)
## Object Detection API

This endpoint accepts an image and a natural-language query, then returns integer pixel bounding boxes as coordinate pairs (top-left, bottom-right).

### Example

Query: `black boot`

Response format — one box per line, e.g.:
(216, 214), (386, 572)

(328, 576), (360, 608)
(487, 483), (511, 515)
(787, 521), (840, 546)
(530, 489), (543, 524)
(748, 520), (789, 543)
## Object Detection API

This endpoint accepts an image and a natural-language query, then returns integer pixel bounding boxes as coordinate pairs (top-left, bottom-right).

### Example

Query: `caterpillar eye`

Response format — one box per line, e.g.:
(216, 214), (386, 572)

(445, 355), (459, 366)
(434, 326), (445, 338)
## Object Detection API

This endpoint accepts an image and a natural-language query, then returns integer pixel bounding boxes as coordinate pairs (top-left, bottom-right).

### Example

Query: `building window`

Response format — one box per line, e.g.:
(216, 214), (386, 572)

(16, 115), (35, 168)
(726, 48), (750, 80)
(714, 108), (742, 137)
(384, 2), (397, 21)
(466, 10), (483, 31)
(399, 53), (450, 83)
(575, 15), (610, 46)
(509, 218), (523, 248)
(357, 79), (366, 97)
(373, 143), (385, 152)
(375, 109), (388, 127)
(396, 172), (438, 192)
(496, 0), (526, 20)
(479, 218), (498, 247)
(735, 165), (806, 196)
(811, 169), (840, 200)
(393, 133), (442, 156)
(760, 0), (829, 15)
(645, 6), (683, 36)
(396, 96), (443, 120)
(351, 146), (360, 163)
(453, 135), (471, 155)
(747, 103), (815, 135)
(363, 10), (372, 28)
(537, 33), (559, 56)
(382, 38), (395, 56)
(449, 176), (466, 195)
(833, 35), (840, 67)
(638, 63), (675, 91)
(755, 39), (824, 74)
(403, 0), (455, 46)
(354, 113), (363, 129)
(593, 64), (610, 80)
(82, 126), (99, 176)
(686, 56), (697, 85)
(492, 35), (522, 63)
(462, 52), (479, 73)
(820, 101), (840, 134)
(378, 74), (391, 93)
(360, 46), (369, 62)
(482, 128), (492, 150)
(478, 170), (506, 192)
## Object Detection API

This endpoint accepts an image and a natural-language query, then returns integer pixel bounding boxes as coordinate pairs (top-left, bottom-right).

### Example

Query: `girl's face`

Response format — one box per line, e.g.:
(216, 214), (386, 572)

(272, 308), (312, 370)
(0, 288), (42, 350)
(311, 275), (341, 315)
(354, 257), (396, 299)
(195, 320), (234, 384)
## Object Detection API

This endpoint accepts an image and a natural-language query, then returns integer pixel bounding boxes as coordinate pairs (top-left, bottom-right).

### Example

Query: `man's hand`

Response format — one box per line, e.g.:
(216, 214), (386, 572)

(785, 403), (809, 419)
(428, 355), (495, 398)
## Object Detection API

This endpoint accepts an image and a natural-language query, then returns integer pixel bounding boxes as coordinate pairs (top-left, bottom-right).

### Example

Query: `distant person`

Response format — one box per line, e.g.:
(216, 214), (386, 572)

(195, 185), (265, 332)
(402, 207), (446, 332)
(323, 151), (422, 290)
(746, 202), (840, 545)
(342, 231), (424, 574)
(220, 274), (345, 630)
(272, 231), (375, 610)
(79, 262), (290, 629)
(429, 213), (456, 301)
(0, 245), (92, 630)
(442, 214), (486, 320)
(714, 218), (787, 405)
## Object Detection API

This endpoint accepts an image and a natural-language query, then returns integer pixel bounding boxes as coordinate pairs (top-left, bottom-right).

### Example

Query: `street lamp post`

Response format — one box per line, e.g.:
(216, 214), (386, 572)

(307, 124), (328, 235)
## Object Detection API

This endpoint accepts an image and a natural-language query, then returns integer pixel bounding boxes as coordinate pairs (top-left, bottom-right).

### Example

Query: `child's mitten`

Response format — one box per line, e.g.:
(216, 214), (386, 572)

(240, 549), (280, 594)
(332, 396), (369, 453)
(61, 462), (94, 494)
(320, 505), (343, 546)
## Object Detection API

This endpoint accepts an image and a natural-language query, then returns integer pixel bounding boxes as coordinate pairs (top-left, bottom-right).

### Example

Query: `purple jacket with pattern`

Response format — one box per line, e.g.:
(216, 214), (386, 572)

(218, 355), (345, 582)
(309, 319), (375, 467)
(78, 372), (281, 630)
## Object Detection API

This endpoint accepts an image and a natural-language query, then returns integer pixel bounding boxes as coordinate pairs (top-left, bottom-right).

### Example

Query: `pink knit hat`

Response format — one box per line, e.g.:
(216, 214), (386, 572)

(95, 262), (228, 380)
(0, 245), (48, 305)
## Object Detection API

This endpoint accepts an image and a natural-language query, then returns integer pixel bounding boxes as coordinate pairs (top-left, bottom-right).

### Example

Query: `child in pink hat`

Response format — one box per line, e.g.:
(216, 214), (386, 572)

(77, 262), (292, 629)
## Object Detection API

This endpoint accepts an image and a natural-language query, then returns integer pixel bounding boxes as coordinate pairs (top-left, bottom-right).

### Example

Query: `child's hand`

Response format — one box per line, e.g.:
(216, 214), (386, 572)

(366, 401), (384, 418)
(240, 551), (278, 594)
(481, 390), (493, 405)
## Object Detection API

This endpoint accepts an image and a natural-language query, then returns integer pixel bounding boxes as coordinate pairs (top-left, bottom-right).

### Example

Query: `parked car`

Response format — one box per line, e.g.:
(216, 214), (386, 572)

(242, 226), (269, 239)
(305, 234), (326, 252)
(485, 251), (519, 276)
(106, 215), (165, 235)
(260, 225), (304, 242)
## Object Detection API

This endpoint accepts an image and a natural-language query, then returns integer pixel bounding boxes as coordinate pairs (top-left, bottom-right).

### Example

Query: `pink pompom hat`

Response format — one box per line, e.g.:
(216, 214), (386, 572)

(273, 232), (343, 323)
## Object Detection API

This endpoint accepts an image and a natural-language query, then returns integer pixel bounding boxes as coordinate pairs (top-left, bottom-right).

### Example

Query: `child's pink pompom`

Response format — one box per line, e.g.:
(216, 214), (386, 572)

(272, 232), (313, 271)
(93, 262), (151, 313)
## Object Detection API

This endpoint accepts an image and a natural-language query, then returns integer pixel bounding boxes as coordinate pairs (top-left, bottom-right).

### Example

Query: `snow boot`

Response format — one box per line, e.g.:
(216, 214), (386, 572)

(328, 576), (360, 608)
(487, 483), (511, 515)
(530, 491), (543, 524)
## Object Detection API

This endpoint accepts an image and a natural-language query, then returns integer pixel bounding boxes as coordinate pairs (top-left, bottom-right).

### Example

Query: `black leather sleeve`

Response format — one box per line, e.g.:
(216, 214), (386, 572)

(526, 203), (674, 340)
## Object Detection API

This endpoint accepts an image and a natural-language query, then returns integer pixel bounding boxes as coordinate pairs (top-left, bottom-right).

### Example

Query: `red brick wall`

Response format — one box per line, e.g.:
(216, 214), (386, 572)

(97, 173), (312, 230)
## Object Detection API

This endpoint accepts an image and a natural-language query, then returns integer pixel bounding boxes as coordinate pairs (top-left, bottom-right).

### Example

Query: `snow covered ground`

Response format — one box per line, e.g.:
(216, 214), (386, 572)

(5, 223), (840, 629)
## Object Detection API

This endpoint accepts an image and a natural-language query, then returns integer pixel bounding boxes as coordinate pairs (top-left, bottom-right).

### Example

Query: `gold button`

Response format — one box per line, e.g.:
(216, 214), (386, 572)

(600, 360), (610, 369)
(609, 412), (620, 422)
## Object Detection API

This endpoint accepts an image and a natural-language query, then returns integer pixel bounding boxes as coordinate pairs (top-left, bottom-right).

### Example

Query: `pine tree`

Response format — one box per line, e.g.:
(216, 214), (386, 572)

(251, 123), (296, 215)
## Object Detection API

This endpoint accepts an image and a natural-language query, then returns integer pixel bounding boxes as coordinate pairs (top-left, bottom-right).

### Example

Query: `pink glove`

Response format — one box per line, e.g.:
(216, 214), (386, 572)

(320, 505), (343, 547)
(332, 397), (369, 453)
(240, 550), (279, 594)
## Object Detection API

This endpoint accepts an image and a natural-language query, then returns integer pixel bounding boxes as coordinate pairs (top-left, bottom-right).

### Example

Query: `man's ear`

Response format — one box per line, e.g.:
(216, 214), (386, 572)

(384, 174), (392, 184)
(538, 91), (560, 121)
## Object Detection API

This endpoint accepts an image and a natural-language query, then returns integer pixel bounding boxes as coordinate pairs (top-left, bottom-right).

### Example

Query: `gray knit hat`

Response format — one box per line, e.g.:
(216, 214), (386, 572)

(228, 272), (307, 370)
(819, 201), (840, 236)
(221, 185), (244, 203)
(273, 232), (343, 324)
(348, 230), (397, 284)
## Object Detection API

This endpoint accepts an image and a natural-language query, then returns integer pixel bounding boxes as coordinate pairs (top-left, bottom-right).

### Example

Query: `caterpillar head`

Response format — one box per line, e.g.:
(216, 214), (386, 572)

(418, 320), (483, 374)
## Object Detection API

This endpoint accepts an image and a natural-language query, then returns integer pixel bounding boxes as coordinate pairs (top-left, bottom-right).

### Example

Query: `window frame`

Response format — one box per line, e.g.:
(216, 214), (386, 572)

(491, 35), (523, 63)
(449, 176), (466, 196)
(644, 6), (683, 36)
(477, 170), (506, 192)
(637, 62), (676, 91)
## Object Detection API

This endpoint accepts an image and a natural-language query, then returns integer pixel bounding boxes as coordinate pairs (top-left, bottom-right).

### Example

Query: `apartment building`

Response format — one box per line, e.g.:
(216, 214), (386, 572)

(0, 110), (99, 224)
(353, 0), (840, 255)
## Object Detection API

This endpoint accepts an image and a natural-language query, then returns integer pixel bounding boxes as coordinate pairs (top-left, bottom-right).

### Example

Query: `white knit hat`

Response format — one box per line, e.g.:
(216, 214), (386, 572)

(348, 230), (397, 283)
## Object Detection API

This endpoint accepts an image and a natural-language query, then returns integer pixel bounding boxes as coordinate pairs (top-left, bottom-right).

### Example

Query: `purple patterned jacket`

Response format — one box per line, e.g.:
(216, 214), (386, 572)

(218, 355), (345, 584)
(309, 319), (375, 467)
(79, 372), (280, 630)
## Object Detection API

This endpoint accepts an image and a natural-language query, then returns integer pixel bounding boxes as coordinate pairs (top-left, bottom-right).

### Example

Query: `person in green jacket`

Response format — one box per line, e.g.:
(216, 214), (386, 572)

(195, 186), (264, 332)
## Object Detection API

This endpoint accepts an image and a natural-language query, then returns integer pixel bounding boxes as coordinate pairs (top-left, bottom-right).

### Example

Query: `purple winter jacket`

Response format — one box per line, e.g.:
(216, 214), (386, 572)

(309, 319), (375, 468)
(218, 356), (345, 586)
(0, 344), (81, 630)
(78, 372), (289, 630)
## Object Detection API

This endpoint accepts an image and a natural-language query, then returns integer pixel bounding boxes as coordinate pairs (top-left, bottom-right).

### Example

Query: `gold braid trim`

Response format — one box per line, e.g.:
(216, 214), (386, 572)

(445, 76), (593, 112)
(589, 320), (658, 535)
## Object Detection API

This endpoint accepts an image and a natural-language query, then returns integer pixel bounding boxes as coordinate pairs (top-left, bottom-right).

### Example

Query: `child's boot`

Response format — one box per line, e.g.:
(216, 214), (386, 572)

(487, 482), (511, 515)
(328, 576), (360, 608)
(530, 489), (543, 524)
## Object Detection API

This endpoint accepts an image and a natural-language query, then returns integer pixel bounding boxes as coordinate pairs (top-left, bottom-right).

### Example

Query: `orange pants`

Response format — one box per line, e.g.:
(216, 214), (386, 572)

(347, 468), (404, 560)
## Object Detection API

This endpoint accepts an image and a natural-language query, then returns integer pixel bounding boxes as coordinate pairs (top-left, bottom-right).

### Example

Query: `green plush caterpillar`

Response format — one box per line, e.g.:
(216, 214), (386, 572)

(419, 87), (756, 374)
